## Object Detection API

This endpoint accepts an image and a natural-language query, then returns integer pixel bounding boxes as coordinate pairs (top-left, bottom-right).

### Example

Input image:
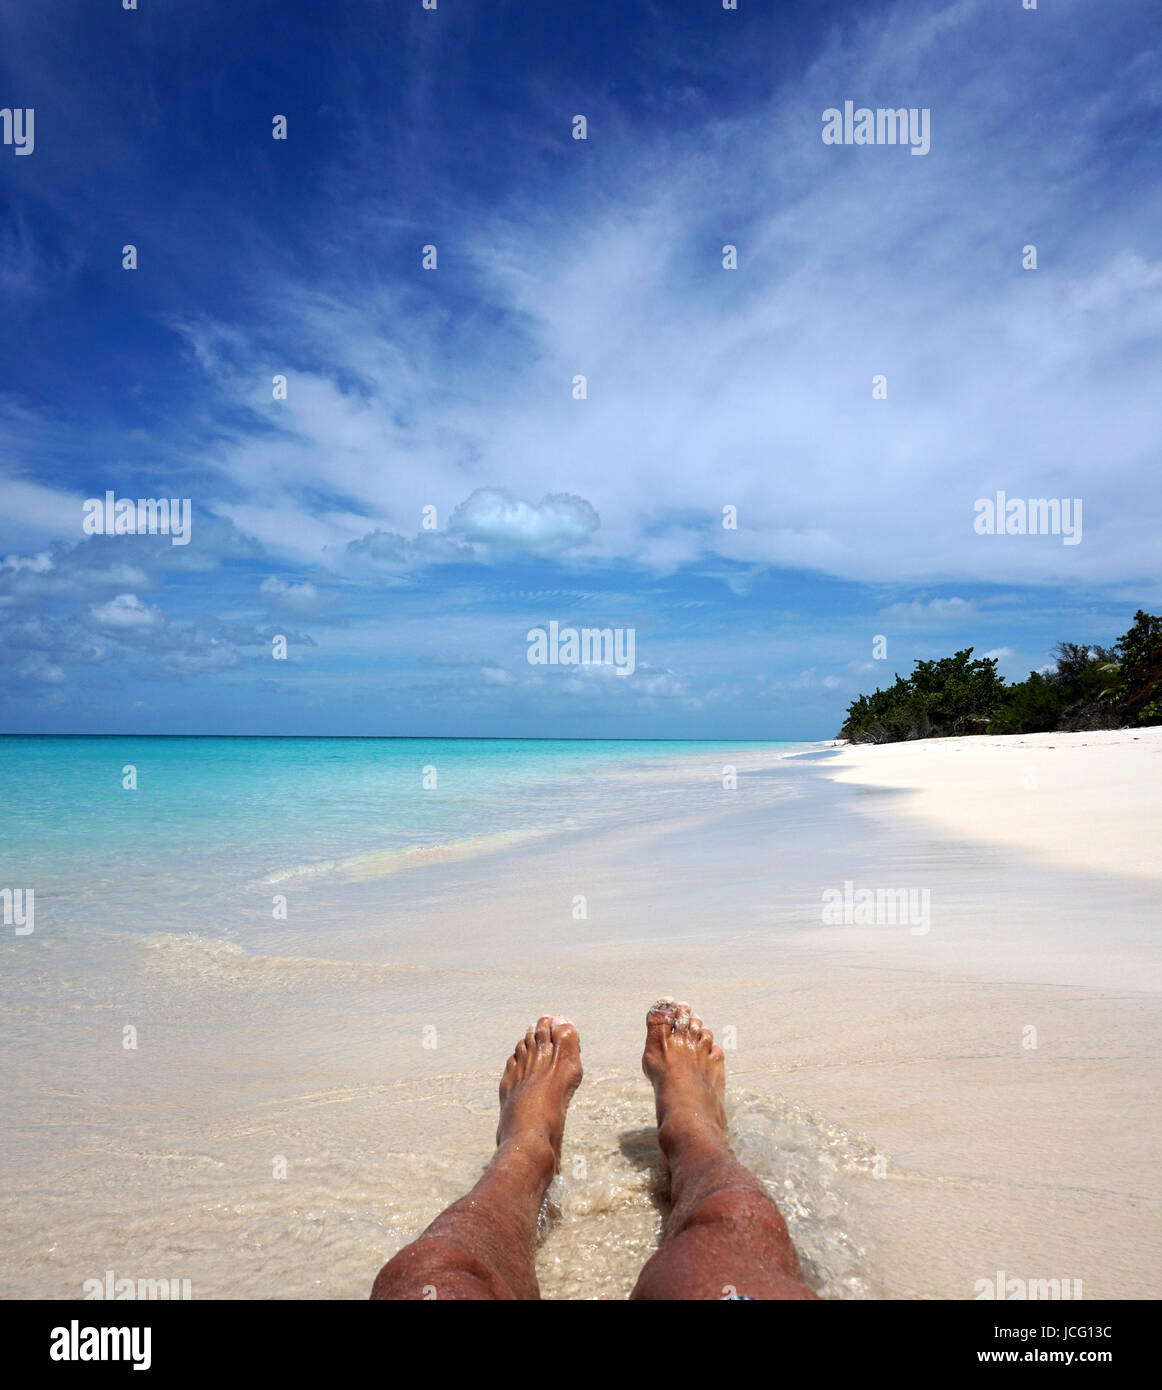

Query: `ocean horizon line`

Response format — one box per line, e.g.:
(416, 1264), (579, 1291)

(0, 732), (820, 743)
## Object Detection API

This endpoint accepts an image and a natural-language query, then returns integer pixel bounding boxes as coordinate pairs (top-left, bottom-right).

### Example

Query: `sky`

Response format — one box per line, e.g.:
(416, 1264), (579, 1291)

(1, 0), (1159, 739)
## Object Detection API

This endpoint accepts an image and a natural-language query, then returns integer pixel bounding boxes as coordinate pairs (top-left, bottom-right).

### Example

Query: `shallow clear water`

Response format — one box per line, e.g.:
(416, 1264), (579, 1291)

(0, 735), (802, 945)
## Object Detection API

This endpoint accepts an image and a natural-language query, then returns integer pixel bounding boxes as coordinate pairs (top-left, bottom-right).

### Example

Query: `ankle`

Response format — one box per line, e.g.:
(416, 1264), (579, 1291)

(494, 1131), (557, 1181)
(657, 1110), (729, 1164)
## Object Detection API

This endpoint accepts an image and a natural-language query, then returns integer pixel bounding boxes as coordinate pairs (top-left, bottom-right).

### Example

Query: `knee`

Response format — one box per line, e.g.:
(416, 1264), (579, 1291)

(371, 1235), (515, 1301)
(682, 1185), (804, 1277)
(685, 1184), (791, 1244)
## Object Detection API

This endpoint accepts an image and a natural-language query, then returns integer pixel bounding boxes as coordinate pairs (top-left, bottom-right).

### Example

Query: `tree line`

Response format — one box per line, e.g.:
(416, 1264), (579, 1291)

(838, 610), (1162, 744)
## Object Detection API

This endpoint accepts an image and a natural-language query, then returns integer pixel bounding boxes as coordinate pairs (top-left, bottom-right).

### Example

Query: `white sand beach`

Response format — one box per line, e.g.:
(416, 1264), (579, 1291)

(805, 728), (1162, 1298)
(827, 727), (1162, 883)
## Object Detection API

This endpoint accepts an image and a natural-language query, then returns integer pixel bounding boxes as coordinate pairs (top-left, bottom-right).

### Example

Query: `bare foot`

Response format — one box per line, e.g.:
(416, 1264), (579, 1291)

(633, 998), (818, 1301)
(496, 1015), (582, 1175)
(642, 998), (728, 1158)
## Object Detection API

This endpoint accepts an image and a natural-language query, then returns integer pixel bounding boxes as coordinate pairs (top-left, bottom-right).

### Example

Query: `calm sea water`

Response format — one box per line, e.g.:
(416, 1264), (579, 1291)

(0, 736), (804, 947)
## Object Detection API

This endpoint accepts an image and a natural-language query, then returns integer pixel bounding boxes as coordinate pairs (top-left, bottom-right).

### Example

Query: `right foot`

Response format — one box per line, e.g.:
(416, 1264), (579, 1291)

(642, 998), (728, 1156)
(497, 1016), (583, 1174)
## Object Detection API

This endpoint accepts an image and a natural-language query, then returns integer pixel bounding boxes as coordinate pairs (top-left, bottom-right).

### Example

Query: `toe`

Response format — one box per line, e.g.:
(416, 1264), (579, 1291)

(646, 998), (677, 1041)
(534, 1016), (553, 1050)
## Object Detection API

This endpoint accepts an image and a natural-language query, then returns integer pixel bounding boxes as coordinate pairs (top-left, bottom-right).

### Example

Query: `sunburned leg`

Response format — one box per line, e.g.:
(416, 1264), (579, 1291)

(630, 999), (819, 1301)
(371, 1015), (582, 1300)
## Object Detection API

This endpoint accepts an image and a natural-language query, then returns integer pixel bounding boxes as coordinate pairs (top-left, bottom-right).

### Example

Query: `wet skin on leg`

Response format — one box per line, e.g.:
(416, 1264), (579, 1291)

(630, 999), (819, 1301)
(370, 1015), (582, 1300)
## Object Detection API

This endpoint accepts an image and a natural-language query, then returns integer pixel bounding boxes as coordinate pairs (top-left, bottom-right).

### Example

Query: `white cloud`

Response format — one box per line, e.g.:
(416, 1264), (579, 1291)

(1, 551), (52, 573)
(162, 646), (240, 675)
(0, 476), (85, 549)
(345, 527), (474, 571)
(876, 598), (976, 625)
(18, 654), (66, 684)
(448, 489), (600, 555)
(259, 576), (327, 614)
(90, 593), (163, 632)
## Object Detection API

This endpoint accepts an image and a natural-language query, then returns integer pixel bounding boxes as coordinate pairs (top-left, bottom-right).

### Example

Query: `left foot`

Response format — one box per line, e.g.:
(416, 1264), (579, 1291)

(496, 1016), (583, 1173)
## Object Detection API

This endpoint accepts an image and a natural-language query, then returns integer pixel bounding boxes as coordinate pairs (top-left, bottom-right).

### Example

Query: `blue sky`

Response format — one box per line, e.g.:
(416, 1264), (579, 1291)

(1, 0), (1159, 738)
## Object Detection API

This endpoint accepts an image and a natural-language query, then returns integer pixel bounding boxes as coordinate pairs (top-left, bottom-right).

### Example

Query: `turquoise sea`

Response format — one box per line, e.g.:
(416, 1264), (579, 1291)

(0, 736), (804, 948)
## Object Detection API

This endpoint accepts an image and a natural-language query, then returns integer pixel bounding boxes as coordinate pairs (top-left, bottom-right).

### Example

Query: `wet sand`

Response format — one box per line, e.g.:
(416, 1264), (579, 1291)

(1, 738), (1159, 1299)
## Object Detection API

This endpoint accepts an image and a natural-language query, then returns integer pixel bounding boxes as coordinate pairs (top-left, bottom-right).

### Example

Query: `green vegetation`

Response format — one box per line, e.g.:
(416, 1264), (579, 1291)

(839, 610), (1162, 744)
